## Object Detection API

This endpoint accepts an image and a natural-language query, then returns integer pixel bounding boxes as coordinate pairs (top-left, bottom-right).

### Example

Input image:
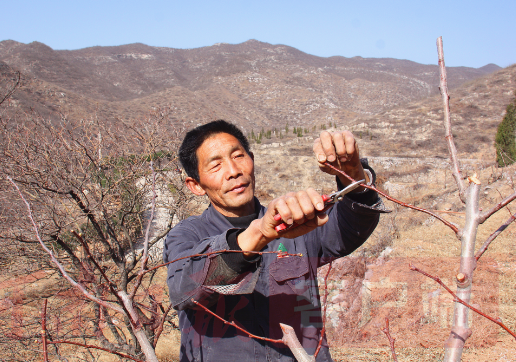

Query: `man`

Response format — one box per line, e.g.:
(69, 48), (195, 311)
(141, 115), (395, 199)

(163, 120), (385, 361)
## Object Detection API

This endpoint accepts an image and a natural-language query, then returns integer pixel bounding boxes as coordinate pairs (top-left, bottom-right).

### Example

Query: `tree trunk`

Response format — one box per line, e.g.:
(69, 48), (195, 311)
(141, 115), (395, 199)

(443, 183), (480, 361)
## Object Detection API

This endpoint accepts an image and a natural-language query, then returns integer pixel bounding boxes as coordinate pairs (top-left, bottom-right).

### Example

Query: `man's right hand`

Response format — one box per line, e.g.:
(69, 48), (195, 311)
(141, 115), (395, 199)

(237, 188), (329, 257)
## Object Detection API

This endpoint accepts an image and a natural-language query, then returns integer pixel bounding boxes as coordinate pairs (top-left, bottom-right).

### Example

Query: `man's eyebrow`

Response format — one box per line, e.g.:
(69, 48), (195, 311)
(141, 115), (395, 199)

(204, 154), (222, 165)
(203, 145), (243, 165)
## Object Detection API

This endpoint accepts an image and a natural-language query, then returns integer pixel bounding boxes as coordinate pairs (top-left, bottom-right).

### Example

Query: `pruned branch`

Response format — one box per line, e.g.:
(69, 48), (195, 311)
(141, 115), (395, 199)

(410, 264), (516, 340)
(437, 36), (466, 202)
(280, 324), (315, 362)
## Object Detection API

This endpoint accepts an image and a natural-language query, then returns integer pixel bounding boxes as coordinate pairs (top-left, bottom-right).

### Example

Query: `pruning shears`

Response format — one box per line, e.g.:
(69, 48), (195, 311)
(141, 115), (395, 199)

(273, 179), (365, 232)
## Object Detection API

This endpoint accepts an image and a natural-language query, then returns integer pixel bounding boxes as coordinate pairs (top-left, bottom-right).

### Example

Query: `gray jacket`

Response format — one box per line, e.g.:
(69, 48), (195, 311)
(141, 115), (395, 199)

(164, 181), (385, 361)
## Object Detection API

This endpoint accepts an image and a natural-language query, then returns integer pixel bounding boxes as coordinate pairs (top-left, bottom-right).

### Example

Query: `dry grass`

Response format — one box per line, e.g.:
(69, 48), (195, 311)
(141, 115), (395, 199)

(324, 149), (516, 361)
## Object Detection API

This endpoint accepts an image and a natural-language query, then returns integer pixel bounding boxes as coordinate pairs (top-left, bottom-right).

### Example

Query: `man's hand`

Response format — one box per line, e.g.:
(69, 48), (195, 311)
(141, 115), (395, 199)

(313, 130), (367, 189)
(237, 188), (329, 256)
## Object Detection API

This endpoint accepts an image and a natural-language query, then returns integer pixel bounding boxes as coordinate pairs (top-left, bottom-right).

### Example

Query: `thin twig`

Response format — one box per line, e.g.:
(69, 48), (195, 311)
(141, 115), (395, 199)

(409, 264), (516, 340)
(381, 318), (398, 362)
(145, 249), (303, 274)
(190, 298), (284, 344)
(314, 260), (333, 358)
(48, 340), (145, 362)
(475, 212), (516, 261)
(153, 304), (174, 348)
(324, 162), (460, 234)
(437, 36), (466, 202)
(432, 210), (465, 215)
(41, 299), (49, 362)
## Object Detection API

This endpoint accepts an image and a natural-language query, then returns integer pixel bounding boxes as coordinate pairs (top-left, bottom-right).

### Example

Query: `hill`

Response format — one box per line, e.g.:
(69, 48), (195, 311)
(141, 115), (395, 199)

(0, 39), (500, 129)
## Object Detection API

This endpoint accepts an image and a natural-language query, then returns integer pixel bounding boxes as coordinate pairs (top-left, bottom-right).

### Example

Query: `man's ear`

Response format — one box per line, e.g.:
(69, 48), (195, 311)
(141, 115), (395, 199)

(185, 177), (206, 196)
(249, 151), (254, 161)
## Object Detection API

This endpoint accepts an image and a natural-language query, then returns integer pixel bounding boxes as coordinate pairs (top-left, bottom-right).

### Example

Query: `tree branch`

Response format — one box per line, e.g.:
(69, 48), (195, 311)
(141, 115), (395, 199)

(314, 259), (332, 358)
(130, 161), (156, 299)
(71, 231), (137, 327)
(145, 249), (303, 275)
(323, 162), (460, 234)
(190, 298), (284, 344)
(41, 299), (49, 362)
(409, 264), (516, 340)
(475, 212), (516, 261)
(153, 303), (174, 348)
(381, 318), (398, 362)
(478, 191), (516, 224)
(279, 324), (315, 362)
(48, 340), (145, 362)
(68, 189), (122, 265)
(8, 177), (126, 315)
(437, 36), (466, 202)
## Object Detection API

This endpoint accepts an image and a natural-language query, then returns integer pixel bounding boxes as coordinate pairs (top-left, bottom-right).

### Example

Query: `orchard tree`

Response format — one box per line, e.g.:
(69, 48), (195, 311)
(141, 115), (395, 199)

(0, 101), (195, 361)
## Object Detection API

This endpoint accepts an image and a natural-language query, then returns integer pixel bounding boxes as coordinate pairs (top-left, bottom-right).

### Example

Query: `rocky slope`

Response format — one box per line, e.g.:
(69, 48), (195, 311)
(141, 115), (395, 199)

(0, 39), (500, 130)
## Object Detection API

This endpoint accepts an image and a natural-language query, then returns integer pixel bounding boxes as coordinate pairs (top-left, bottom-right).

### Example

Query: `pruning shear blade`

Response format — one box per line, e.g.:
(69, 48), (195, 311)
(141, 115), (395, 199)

(322, 179), (364, 204)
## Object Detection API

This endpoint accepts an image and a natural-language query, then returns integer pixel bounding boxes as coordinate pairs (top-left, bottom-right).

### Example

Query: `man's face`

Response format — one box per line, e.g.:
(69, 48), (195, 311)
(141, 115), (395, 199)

(188, 132), (255, 217)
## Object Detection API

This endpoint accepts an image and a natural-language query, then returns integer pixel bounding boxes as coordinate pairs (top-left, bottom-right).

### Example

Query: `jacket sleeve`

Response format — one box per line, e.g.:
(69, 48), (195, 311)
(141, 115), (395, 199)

(303, 162), (388, 266)
(163, 222), (260, 310)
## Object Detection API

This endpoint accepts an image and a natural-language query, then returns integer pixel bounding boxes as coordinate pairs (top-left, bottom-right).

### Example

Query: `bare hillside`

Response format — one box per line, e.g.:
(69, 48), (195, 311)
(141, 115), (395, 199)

(0, 39), (500, 129)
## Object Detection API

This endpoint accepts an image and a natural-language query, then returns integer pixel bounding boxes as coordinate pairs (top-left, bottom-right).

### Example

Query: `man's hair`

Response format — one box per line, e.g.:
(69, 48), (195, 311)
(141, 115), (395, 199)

(178, 120), (251, 181)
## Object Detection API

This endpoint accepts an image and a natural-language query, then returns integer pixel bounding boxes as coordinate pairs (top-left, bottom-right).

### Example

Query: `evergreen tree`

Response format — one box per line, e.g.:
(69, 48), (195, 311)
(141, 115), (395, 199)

(495, 93), (516, 166)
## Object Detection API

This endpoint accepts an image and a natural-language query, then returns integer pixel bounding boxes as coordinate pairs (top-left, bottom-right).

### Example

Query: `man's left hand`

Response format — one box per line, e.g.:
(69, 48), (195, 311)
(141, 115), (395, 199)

(313, 130), (367, 190)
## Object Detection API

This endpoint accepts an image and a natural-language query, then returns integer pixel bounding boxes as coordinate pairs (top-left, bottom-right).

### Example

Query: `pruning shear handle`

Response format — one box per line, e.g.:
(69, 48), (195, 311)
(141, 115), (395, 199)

(274, 179), (364, 232)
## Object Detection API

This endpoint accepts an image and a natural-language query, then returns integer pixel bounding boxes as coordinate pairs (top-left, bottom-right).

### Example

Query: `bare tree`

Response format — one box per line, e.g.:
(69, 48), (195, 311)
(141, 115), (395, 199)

(0, 105), (194, 361)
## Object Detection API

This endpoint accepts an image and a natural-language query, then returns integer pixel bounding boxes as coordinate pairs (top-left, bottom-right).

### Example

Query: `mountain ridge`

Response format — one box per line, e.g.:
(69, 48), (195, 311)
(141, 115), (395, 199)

(0, 39), (503, 130)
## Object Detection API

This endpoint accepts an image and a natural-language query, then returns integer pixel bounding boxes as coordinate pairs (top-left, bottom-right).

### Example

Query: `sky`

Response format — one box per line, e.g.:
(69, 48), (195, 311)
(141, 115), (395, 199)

(2, 0), (514, 68)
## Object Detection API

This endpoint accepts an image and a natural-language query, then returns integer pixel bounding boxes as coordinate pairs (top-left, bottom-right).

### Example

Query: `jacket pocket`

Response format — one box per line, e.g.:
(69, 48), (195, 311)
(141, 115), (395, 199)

(269, 256), (308, 282)
(269, 256), (311, 297)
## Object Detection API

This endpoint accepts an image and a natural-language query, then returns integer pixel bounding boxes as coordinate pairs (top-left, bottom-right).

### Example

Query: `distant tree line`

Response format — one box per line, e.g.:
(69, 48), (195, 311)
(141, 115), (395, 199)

(249, 122), (337, 143)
